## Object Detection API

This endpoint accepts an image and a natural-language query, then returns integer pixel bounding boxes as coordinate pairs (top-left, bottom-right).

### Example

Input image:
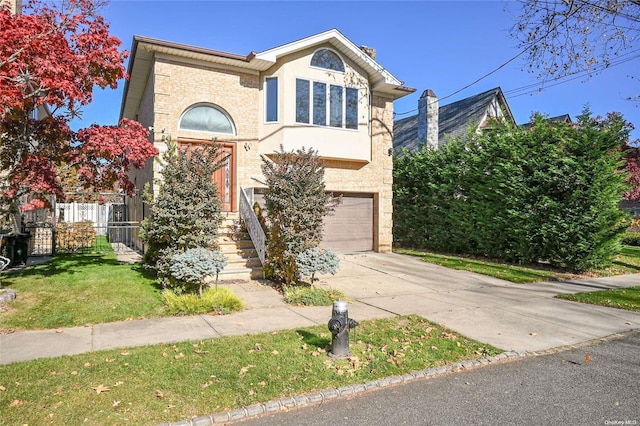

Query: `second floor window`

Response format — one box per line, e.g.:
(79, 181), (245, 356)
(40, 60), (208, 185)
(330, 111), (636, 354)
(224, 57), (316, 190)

(296, 78), (358, 130)
(265, 77), (278, 122)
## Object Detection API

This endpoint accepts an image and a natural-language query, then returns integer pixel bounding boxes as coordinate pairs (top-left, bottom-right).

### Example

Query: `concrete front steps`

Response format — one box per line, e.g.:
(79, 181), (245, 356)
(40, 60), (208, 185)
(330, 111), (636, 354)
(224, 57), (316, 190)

(216, 212), (263, 282)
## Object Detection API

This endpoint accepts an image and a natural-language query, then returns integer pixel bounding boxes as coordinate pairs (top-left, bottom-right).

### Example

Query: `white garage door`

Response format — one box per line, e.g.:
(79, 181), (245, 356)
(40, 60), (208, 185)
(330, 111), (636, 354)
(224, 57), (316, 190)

(321, 193), (374, 252)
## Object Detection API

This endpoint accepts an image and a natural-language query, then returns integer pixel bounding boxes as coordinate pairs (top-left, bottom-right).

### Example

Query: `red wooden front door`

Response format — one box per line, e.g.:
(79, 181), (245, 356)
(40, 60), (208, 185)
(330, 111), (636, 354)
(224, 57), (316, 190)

(212, 144), (235, 212)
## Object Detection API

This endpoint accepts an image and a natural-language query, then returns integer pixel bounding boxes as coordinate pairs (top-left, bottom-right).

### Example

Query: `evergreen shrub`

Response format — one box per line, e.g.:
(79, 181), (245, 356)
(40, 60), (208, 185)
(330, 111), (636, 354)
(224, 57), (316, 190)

(296, 247), (340, 283)
(141, 139), (225, 287)
(169, 248), (227, 295)
(260, 147), (337, 285)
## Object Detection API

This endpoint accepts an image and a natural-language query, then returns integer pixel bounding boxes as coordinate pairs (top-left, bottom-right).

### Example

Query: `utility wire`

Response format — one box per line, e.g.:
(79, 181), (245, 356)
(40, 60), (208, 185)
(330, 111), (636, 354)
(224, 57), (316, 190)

(393, 0), (640, 117)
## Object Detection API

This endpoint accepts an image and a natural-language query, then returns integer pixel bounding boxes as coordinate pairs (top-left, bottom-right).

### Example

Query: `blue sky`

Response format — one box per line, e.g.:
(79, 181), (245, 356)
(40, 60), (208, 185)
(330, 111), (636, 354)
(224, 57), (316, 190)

(74, 0), (640, 141)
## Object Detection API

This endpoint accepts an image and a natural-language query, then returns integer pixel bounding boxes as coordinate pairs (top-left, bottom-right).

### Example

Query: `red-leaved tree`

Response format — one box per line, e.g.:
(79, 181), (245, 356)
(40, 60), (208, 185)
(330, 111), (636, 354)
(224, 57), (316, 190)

(624, 142), (640, 201)
(0, 0), (158, 230)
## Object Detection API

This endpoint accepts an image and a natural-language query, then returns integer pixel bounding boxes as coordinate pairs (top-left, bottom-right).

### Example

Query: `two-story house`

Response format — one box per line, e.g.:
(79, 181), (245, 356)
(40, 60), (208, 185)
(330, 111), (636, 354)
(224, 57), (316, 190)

(121, 29), (414, 254)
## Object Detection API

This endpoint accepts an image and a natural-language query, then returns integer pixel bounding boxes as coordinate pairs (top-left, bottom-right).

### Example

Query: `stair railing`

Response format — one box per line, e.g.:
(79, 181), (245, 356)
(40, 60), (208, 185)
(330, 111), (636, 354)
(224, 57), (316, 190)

(239, 186), (266, 265)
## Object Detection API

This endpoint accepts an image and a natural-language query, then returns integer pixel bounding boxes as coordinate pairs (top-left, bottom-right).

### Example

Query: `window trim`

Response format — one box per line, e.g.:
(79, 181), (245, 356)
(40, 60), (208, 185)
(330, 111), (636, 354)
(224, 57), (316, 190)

(178, 103), (236, 135)
(264, 76), (279, 123)
(295, 77), (359, 131)
(309, 47), (346, 74)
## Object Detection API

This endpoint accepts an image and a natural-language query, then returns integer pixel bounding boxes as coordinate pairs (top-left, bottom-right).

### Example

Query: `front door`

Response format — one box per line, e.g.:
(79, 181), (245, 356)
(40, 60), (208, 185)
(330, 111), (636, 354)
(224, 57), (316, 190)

(213, 144), (235, 212)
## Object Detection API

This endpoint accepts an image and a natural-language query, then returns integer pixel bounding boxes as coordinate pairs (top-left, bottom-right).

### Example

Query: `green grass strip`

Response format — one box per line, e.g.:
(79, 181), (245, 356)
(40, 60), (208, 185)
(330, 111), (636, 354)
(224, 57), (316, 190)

(557, 286), (640, 312)
(0, 315), (501, 426)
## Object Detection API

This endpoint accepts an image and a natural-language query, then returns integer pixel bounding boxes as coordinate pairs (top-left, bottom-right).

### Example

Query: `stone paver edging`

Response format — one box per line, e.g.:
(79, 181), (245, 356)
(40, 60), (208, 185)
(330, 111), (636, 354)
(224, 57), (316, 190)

(157, 331), (633, 426)
(157, 351), (528, 426)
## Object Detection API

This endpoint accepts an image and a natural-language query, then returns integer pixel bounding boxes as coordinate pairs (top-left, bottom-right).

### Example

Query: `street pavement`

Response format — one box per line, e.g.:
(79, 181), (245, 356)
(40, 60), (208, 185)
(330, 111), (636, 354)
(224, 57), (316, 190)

(236, 330), (640, 426)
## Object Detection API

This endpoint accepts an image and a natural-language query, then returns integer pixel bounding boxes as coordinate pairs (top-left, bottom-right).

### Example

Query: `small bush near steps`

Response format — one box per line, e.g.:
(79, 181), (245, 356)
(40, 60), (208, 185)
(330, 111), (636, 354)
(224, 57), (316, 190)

(162, 287), (244, 315)
(283, 285), (346, 306)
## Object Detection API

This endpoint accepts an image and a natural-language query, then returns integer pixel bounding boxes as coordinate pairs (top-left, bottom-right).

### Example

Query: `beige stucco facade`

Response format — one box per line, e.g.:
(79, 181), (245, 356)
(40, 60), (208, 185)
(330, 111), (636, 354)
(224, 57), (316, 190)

(121, 30), (414, 253)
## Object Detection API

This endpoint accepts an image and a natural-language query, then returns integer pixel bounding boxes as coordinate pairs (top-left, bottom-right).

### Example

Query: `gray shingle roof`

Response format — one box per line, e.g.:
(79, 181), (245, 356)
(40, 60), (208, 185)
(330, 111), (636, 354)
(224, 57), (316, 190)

(394, 87), (512, 151)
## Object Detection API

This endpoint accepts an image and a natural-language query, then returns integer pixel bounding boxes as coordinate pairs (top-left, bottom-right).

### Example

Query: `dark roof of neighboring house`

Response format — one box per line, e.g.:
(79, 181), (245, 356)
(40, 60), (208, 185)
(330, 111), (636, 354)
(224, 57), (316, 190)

(394, 87), (514, 151)
(620, 200), (640, 210)
(521, 114), (572, 129)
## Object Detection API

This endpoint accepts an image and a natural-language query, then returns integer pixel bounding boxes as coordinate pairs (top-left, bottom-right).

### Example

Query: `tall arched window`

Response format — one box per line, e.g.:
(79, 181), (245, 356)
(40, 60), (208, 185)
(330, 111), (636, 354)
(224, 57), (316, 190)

(179, 104), (235, 135)
(310, 49), (345, 72)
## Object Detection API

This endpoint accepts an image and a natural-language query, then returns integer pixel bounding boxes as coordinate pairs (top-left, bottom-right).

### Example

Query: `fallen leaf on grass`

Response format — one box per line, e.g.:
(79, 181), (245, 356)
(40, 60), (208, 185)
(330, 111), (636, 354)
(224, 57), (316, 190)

(239, 365), (256, 377)
(0, 385), (5, 391)
(193, 349), (209, 354)
(93, 384), (110, 394)
(174, 353), (185, 360)
(112, 400), (121, 408)
(155, 390), (164, 399)
(120, 352), (130, 356)
(9, 399), (25, 407)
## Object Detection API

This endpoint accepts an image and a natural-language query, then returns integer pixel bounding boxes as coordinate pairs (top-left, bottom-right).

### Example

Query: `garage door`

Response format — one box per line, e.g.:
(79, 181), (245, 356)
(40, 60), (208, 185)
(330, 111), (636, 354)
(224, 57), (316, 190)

(321, 193), (373, 252)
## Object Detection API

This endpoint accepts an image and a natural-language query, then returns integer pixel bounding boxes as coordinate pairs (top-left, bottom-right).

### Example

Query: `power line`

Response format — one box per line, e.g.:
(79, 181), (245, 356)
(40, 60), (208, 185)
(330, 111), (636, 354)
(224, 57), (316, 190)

(394, 0), (587, 117)
(394, 4), (639, 117)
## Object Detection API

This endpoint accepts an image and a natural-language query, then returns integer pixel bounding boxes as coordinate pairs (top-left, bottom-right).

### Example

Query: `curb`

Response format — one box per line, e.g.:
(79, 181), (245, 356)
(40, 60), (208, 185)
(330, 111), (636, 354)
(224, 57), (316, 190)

(158, 330), (637, 426)
(156, 350), (528, 426)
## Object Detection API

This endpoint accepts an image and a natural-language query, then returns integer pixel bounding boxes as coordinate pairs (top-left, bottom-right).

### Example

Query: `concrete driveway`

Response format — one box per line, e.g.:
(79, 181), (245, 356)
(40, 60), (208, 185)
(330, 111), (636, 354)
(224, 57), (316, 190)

(321, 252), (640, 352)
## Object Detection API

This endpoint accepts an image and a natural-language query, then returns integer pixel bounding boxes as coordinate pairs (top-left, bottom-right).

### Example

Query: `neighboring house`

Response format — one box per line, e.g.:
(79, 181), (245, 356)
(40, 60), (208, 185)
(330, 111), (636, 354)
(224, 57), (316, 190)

(521, 113), (572, 130)
(621, 200), (640, 217)
(393, 87), (515, 151)
(121, 29), (414, 253)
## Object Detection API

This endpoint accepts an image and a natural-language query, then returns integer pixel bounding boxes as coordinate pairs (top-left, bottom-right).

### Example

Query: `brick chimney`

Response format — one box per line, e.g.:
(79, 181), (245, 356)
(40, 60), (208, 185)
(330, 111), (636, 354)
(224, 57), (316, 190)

(418, 89), (439, 148)
(359, 45), (376, 60)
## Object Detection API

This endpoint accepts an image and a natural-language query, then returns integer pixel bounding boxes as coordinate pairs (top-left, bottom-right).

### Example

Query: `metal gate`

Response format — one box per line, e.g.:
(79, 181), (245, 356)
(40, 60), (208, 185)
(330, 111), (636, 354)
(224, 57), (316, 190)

(22, 191), (143, 256)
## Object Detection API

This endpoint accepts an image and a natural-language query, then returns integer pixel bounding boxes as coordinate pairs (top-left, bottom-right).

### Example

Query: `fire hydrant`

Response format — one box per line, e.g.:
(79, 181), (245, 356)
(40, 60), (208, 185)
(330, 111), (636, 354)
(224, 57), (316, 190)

(327, 300), (358, 358)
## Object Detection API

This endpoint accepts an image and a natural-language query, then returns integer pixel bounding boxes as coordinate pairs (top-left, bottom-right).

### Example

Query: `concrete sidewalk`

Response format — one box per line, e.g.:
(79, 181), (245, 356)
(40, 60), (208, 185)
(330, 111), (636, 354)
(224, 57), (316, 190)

(1, 252), (639, 365)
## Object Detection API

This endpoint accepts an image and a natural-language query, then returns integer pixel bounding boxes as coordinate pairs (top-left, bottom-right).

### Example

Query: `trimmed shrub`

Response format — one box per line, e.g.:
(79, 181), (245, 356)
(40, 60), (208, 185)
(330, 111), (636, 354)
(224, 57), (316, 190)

(141, 139), (225, 285)
(260, 147), (337, 285)
(296, 247), (340, 283)
(168, 248), (227, 295)
(283, 285), (345, 306)
(162, 287), (244, 315)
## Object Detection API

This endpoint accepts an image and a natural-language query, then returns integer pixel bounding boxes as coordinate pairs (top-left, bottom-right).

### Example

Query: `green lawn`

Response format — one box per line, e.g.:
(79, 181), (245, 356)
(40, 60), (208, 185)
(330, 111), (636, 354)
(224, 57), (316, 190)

(0, 315), (501, 426)
(556, 286), (640, 311)
(397, 245), (640, 284)
(0, 251), (166, 331)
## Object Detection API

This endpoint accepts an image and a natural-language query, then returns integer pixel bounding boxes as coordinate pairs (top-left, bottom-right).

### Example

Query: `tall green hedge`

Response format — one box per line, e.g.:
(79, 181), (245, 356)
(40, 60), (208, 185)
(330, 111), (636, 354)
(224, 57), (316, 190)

(394, 110), (631, 271)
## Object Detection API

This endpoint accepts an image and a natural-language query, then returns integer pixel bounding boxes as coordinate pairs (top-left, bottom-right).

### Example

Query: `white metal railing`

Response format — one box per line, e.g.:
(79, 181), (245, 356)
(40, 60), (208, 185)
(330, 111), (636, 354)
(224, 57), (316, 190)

(239, 186), (266, 265)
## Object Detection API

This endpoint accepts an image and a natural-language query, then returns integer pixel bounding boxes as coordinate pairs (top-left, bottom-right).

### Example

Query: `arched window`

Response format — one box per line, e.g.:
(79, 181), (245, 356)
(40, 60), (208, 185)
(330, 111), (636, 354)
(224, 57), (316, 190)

(310, 49), (345, 72)
(179, 104), (235, 134)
